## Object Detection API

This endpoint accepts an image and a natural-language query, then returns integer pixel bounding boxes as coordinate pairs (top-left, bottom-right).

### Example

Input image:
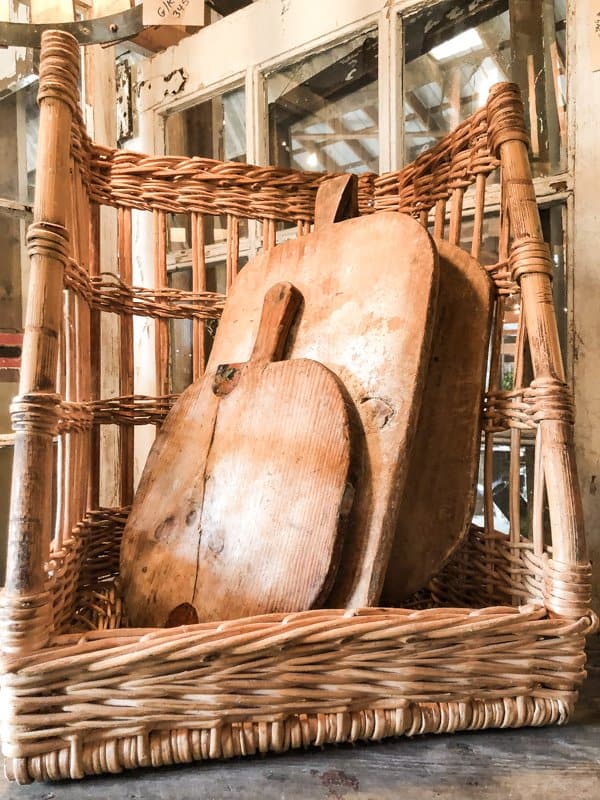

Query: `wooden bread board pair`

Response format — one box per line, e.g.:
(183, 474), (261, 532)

(121, 183), (493, 625)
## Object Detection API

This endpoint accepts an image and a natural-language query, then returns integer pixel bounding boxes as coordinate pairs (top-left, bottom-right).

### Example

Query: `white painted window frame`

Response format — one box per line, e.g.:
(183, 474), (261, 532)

(136, 0), (574, 369)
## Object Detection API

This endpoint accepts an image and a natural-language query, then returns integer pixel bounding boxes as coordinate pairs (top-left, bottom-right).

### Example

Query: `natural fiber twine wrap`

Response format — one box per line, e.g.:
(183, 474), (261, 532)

(1, 34), (596, 783)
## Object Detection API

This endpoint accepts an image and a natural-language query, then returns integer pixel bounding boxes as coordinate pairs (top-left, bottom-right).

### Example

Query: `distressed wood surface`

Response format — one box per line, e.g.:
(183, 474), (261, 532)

(30, 0), (74, 23)
(4, 33), (77, 608)
(382, 241), (494, 602)
(121, 283), (355, 626)
(206, 212), (438, 606)
(313, 173), (358, 228)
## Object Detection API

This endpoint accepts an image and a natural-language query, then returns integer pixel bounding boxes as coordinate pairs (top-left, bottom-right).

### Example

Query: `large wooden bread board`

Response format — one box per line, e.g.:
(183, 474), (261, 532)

(206, 212), (439, 606)
(381, 240), (494, 602)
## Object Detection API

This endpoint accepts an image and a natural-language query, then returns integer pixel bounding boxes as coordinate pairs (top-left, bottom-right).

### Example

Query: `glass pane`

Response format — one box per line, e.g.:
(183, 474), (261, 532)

(459, 210), (501, 266)
(165, 86), (247, 245)
(472, 440), (535, 537)
(499, 294), (521, 391)
(0, 209), (24, 331)
(1, 373), (18, 588)
(167, 212), (192, 253)
(267, 30), (378, 174)
(0, 80), (39, 204)
(404, 0), (566, 177)
(165, 86), (246, 163)
(168, 268), (193, 395)
(167, 257), (248, 393)
(540, 203), (567, 369)
(0, 444), (13, 585)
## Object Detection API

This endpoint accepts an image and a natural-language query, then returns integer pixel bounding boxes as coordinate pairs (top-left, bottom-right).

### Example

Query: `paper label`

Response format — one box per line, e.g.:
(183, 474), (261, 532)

(142, 0), (204, 26)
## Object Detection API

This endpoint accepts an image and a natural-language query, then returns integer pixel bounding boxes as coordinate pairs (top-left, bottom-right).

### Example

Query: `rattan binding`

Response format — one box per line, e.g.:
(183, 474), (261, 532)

(0, 31), (596, 784)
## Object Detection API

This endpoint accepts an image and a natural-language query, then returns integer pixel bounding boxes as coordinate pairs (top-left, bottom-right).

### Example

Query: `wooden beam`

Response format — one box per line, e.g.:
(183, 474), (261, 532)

(406, 90), (440, 131)
(404, 53), (446, 95)
(132, 25), (200, 53)
(292, 129), (377, 143)
(30, 1), (75, 22)
(509, 0), (560, 170)
(92, 0), (133, 14)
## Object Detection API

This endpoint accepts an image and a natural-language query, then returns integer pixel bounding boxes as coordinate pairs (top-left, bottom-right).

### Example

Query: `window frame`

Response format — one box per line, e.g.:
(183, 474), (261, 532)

(136, 0), (574, 373)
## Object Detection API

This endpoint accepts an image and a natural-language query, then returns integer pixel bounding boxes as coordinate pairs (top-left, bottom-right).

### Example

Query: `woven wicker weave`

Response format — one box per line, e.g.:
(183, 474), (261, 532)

(0, 31), (596, 784)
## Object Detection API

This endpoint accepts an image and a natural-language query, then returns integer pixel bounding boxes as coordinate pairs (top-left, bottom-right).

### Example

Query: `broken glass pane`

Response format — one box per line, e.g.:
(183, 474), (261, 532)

(404, 0), (566, 177)
(267, 30), (378, 174)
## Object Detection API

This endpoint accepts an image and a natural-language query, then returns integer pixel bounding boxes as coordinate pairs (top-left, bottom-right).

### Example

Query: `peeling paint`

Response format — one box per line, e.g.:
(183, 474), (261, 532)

(0, 47), (34, 95)
(163, 67), (187, 96)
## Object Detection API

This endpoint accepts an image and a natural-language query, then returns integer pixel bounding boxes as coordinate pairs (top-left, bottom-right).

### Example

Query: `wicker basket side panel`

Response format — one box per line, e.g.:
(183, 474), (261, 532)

(2, 604), (593, 783)
(372, 82), (591, 619)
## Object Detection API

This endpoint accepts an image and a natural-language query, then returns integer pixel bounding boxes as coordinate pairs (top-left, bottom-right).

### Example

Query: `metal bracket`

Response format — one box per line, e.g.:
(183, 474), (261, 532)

(0, 6), (145, 49)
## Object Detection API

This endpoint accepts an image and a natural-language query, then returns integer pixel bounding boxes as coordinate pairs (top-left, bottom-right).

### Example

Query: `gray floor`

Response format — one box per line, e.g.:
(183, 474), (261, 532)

(2, 636), (599, 800)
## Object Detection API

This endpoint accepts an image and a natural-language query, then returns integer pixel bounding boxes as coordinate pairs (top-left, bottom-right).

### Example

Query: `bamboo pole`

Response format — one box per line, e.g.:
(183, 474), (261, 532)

(118, 207), (134, 505)
(191, 211), (206, 380)
(88, 203), (101, 509)
(262, 218), (276, 251)
(153, 210), (169, 397)
(3, 31), (80, 654)
(470, 174), (486, 261)
(226, 214), (239, 292)
(488, 83), (586, 567)
(433, 198), (446, 241)
(448, 188), (463, 246)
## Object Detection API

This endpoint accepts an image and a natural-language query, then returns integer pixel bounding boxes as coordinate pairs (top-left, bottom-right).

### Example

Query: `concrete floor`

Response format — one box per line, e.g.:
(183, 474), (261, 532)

(1, 636), (599, 800)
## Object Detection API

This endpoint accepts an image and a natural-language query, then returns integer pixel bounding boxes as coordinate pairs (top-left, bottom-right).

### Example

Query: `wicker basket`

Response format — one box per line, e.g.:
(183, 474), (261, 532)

(1, 31), (596, 784)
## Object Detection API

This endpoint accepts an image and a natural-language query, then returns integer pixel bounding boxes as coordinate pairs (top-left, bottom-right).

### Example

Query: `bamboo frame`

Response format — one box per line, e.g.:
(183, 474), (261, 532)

(0, 32), (596, 785)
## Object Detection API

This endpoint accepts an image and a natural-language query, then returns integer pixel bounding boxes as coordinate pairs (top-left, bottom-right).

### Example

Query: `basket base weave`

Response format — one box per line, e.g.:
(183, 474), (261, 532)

(4, 694), (574, 784)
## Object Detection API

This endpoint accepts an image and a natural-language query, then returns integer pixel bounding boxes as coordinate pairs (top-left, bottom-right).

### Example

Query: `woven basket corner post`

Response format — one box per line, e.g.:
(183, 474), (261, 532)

(485, 82), (594, 622)
(1, 30), (82, 658)
(1, 30), (597, 785)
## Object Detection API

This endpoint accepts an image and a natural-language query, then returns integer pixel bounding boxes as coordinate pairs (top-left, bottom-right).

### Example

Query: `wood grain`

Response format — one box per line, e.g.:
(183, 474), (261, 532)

(314, 174), (358, 229)
(121, 283), (355, 626)
(205, 212), (439, 607)
(381, 241), (494, 602)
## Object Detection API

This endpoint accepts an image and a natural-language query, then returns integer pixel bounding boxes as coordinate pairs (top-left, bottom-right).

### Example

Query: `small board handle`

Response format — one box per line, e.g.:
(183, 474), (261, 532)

(250, 282), (303, 363)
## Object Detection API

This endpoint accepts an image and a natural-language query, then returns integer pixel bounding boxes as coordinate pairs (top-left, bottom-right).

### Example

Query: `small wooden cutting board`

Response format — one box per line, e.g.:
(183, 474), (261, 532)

(121, 282), (355, 626)
(381, 240), (494, 603)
